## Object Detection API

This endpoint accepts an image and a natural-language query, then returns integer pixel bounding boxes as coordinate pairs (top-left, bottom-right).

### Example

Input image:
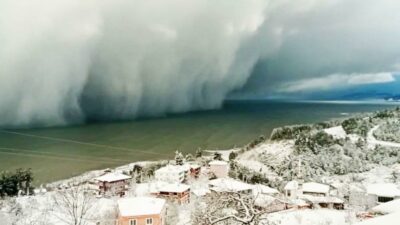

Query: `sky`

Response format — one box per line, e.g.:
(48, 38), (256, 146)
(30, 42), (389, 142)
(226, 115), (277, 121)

(0, 0), (399, 127)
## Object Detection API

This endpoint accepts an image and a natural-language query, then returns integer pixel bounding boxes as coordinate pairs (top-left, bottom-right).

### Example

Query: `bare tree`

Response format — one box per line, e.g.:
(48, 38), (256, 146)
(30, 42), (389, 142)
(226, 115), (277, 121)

(52, 187), (95, 225)
(192, 192), (271, 225)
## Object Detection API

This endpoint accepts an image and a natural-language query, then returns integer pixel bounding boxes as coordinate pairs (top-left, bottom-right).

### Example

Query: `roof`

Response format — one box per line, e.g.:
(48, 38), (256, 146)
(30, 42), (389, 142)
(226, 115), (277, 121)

(284, 181), (299, 190)
(372, 199), (400, 214)
(209, 160), (228, 166)
(302, 182), (330, 194)
(118, 197), (165, 217)
(253, 184), (279, 195)
(301, 195), (344, 204)
(190, 164), (201, 169)
(158, 183), (190, 193)
(95, 173), (131, 182)
(209, 178), (253, 192)
(367, 183), (400, 197)
(192, 188), (211, 197)
(254, 195), (284, 208)
(155, 165), (188, 174)
(355, 211), (400, 225)
(289, 198), (310, 207)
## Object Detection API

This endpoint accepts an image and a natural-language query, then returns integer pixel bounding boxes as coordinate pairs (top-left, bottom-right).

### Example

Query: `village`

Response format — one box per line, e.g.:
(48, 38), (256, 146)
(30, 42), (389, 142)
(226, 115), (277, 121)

(1, 109), (400, 225)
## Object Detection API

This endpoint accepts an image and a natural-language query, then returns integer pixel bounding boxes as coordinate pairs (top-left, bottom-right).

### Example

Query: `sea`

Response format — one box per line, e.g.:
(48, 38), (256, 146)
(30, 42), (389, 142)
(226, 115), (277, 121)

(0, 100), (398, 184)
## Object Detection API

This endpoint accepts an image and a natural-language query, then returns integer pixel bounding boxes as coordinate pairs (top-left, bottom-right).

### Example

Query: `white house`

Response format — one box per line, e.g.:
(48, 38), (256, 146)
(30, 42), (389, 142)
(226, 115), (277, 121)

(367, 183), (400, 203)
(284, 181), (332, 199)
(154, 165), (189, 183)
(209, 178), (253, 194)
(302, 182), (330, 196)
(284, 181), (300, 199)
(209, 160), (229, 178)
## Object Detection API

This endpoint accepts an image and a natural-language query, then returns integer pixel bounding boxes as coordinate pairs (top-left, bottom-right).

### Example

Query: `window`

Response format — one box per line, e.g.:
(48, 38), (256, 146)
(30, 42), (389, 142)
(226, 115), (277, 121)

(378, 196), (394, 203)
(129, 219), (137, 225)
(146, 218), (153, 225)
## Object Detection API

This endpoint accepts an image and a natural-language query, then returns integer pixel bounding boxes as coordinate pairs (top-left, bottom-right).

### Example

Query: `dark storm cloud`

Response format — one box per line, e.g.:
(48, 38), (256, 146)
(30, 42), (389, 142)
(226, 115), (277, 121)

(0, 0), (399, 127)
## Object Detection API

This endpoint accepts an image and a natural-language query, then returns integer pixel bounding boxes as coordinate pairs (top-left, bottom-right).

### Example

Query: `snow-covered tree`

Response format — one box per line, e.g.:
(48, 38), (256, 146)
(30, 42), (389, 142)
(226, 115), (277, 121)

(192, 192), (269, 225)
(52, 187), (95, 225)
(175, 151), (184, 165)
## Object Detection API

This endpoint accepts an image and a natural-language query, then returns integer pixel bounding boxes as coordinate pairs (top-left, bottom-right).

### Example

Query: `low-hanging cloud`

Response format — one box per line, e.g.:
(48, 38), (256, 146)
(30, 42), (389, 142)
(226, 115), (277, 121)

(1, 0), (400, 127)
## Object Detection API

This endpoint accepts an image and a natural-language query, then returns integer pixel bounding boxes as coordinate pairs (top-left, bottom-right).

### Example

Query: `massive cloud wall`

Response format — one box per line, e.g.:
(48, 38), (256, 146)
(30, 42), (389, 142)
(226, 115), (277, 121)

(0, 0), (399, 127)
(0, 0), (270, 127)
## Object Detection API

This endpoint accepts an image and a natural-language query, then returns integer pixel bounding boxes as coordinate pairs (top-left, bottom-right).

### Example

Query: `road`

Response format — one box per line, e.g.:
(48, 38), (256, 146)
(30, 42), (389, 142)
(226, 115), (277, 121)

(367, 125), (400, 148)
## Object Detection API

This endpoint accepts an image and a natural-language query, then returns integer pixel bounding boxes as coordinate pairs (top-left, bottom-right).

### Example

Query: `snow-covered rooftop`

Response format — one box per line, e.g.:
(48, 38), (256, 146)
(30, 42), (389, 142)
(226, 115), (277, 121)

(301, 195), (344, 204)
(355, 211), (400, 225)
(209, 160), (228, 166)
(95, 173), (131, 182)
(190, 164), (201, 169)
(254, 195), (282, 208)
(192, 188), (211, 197)
(118, 197), (165, 217)
(209, 178), (253, 192)
(367, 183), (400, 197)
(155, 165), (189, 174)
(302, 182), (330, 194)
(158, 183), (190, 193)
(253, 184), (279, 195)
(371, 199), (400, 214)
(284, 181), (299, 190)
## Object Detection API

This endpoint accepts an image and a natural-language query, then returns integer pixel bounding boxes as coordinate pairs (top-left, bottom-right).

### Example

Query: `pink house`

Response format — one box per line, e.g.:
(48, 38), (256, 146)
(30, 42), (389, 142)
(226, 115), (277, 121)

(117, 197), (166, 225)
(208, 161), (229, 178)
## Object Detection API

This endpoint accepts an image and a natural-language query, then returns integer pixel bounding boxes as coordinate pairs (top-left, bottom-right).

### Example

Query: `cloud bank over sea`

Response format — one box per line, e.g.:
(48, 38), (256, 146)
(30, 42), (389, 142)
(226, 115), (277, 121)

(0, 0), (399, 127)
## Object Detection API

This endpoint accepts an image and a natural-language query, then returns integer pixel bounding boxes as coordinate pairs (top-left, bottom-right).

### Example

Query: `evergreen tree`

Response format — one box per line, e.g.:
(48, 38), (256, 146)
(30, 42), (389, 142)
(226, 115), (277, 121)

(185, 153), (194, 162)
(175, 151), (184, 165)
(213, 152), (222, 161)
(195, 148), (203, 158)
(228, 151), (237, 161)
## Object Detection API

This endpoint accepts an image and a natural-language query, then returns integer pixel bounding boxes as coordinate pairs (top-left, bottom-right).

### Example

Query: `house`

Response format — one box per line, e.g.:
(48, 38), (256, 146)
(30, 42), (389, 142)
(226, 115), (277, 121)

(95, 173), (131, 197)
(154, 165), (189, 183)
(208, 161), (229, 178)
(301, 195), (344, 209)
(254, 195), (287, 213)
(367, 183), (400, 203)
(209, 178), (253, 195)
(284, 181), (300, 199)
(117, 197), (166, 225)
(286, 199), (311, 210)
(152, 183), (191, 204)
(302, 182), (330, 197)
(189, 164), (201, 178)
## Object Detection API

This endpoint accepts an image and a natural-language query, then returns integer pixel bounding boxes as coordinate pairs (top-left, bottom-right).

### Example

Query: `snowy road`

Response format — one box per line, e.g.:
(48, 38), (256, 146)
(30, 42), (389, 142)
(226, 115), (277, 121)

(367, 125), (400, 148)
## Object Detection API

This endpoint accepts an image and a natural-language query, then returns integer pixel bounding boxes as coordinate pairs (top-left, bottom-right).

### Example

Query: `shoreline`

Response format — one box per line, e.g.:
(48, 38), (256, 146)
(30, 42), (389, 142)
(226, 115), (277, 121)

(42, 108), (379, 188)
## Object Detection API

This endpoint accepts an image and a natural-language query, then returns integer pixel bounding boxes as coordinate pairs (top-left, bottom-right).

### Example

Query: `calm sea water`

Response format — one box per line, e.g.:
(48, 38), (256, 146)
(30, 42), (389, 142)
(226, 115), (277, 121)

(0, 100), (397, 184)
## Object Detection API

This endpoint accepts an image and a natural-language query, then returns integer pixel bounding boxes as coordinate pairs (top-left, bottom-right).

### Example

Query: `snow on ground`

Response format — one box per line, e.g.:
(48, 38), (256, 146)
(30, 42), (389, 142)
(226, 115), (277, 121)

(238, 140), (294, 162)
(205, 149), (240, 161)
(237, 159), (274, 175)
(1, 190), (118, 225)
(265, 209), (352, 225)
(236, 140), (294, 176)
(322, 164), (400, 188)
(324, 126), (347, 139)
